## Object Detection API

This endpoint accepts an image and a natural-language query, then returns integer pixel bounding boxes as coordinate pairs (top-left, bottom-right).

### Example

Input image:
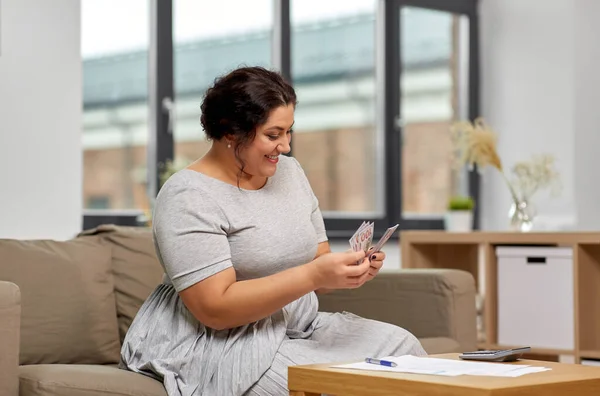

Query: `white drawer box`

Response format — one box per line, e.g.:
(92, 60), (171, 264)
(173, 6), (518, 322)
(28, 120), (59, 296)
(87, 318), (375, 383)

(496, 246), (574, 350)
(582, 359), (600, 367)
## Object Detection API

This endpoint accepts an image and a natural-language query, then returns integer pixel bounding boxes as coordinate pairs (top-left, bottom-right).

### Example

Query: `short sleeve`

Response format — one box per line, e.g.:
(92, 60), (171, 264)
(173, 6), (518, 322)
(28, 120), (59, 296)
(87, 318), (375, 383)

(311, 207), (328, 243)
(289, 157), (328, 243)
(152, 176), (233, 292)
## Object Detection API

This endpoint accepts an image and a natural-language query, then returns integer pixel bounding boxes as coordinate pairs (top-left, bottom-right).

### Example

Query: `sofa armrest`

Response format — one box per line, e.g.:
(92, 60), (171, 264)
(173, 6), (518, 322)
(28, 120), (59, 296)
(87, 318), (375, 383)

(0, 281), (20, 396)
(317, 269), (477, 352)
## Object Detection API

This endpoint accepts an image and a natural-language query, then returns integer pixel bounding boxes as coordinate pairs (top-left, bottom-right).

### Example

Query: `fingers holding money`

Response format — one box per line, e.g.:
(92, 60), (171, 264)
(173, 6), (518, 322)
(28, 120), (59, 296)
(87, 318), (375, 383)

(366, 248), (385, 279)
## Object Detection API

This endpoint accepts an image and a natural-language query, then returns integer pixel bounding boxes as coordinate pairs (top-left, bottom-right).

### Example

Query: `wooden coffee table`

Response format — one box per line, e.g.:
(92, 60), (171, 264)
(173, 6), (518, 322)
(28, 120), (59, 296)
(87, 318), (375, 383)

(288, 353), (600, 395)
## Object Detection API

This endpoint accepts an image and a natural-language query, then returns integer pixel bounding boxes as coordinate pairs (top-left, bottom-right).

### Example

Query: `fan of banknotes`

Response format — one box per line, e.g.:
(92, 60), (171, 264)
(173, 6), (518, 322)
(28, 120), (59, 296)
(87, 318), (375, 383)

(349, 222), (400, 257)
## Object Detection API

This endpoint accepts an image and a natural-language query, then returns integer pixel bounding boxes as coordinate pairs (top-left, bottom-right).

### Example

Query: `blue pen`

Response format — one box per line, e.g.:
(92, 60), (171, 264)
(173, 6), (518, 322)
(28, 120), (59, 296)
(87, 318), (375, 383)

(365, 358), (397, 367)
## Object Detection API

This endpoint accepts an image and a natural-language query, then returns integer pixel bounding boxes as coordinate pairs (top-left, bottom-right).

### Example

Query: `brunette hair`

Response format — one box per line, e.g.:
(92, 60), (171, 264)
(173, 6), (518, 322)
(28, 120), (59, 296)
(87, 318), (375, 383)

(200, 66), (297, 178)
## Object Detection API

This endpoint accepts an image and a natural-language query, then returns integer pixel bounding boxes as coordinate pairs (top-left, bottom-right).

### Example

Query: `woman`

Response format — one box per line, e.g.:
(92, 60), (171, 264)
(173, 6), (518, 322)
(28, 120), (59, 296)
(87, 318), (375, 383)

(120, 66), (426, 396)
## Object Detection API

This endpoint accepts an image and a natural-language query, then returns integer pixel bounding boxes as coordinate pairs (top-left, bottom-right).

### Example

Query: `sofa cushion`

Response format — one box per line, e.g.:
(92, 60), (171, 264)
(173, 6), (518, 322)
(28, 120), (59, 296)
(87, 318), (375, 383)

(79, 225), (164, 343)
(420, 337), (462, 354)
(0, 238), (120, 365)
(19, 364), (167, 396)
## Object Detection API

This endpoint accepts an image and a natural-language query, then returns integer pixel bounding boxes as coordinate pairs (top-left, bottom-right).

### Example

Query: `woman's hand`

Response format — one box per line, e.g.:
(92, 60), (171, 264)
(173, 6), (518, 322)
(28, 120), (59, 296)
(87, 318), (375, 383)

(366, 248), (386, 281)
(309, 250), (370, 290)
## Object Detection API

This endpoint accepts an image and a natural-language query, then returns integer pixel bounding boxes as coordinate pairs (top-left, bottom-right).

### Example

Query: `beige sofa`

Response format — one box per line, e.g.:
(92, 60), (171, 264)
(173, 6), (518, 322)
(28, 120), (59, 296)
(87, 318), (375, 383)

(0, 225), (477, 396)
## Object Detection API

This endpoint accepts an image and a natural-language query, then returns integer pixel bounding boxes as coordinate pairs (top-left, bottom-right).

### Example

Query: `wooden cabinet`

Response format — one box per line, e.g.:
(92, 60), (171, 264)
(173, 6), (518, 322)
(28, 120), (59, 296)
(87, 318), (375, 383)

(400, 231), (600, 363)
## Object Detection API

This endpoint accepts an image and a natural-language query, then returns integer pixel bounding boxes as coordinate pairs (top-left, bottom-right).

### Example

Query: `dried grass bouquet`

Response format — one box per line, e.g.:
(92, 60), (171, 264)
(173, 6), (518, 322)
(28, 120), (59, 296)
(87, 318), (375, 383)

(450, 117), (561, 203)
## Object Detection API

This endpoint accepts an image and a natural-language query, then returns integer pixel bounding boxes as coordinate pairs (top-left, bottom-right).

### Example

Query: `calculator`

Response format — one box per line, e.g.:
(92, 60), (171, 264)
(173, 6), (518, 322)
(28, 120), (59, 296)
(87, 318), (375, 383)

(459, 347), (531, 362)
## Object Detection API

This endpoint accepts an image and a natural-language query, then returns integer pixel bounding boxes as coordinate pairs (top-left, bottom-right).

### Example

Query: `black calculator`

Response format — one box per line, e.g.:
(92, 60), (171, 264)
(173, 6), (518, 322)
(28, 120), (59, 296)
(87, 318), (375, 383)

(459, 347), (531, 362)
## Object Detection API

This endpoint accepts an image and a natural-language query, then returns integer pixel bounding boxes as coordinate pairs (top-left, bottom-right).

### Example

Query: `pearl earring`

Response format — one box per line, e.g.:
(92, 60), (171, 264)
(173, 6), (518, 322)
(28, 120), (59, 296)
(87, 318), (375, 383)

(227, 143), (231, 148)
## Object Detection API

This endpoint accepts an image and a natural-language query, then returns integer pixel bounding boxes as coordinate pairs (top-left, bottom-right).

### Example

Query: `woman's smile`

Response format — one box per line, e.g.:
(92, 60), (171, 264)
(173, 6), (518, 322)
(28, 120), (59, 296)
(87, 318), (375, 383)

(265, 154), (279, 164)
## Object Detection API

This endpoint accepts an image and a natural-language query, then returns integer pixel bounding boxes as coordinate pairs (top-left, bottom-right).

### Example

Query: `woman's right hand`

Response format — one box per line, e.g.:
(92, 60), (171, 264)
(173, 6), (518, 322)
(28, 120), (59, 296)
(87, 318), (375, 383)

(308, 250), (371, 290)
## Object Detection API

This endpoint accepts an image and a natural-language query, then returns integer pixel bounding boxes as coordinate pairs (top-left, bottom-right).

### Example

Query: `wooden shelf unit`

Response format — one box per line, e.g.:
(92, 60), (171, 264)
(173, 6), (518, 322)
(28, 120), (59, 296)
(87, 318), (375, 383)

(400, 231), (600, 364)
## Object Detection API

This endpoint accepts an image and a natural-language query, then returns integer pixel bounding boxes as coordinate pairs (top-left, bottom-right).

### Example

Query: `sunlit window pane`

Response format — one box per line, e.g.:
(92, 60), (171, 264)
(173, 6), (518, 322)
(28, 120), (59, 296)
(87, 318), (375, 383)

(81, 0), (150, 212)
(291, 0), (380, 215)
(400, 7), (470, 216)
(172, 0), (273, 165)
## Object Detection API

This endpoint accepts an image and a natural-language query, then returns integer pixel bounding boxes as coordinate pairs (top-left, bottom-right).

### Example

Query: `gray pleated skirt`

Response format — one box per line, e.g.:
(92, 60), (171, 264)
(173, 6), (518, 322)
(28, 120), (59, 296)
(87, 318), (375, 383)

(120, 283), (426, 396)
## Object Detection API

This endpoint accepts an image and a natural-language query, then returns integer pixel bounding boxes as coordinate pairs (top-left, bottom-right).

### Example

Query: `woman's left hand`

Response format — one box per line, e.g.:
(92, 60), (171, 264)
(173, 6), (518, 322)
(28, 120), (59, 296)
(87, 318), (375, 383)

(366, 248), (385, 280)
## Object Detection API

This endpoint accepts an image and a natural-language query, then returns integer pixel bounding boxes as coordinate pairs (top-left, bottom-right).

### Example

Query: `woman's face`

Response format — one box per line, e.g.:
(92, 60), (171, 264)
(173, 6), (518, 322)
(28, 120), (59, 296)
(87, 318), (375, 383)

(237, 104), (294, 178)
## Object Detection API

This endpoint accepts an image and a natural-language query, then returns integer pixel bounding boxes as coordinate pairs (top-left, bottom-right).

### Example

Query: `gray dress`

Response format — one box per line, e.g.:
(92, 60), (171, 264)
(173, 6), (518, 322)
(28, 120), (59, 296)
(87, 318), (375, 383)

(119, 155), (426, 396)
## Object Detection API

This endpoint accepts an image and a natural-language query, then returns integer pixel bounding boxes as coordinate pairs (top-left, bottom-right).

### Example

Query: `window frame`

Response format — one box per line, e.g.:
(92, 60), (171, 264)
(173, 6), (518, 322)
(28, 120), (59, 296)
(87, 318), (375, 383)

(148, 0), (175, 200)
(393, 0), (481, 231)
(83, 0), (480, 236)
(287, 0), (481, 238)
(83, 0), (174, 229)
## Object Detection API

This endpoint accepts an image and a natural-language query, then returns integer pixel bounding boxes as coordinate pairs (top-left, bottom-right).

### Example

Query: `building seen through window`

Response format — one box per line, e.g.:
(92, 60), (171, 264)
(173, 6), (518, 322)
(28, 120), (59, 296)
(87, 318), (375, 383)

(81, 1), (467, 218)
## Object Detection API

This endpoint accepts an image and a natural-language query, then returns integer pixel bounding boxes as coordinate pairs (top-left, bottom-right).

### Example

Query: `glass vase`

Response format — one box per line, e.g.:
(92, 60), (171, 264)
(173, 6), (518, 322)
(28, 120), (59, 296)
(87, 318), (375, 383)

(508, 199), (535, 232)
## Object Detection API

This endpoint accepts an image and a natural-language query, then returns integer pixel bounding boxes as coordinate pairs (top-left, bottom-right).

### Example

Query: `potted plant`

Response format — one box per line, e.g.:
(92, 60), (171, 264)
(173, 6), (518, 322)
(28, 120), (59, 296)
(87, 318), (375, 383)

(445, 196), (475, 232)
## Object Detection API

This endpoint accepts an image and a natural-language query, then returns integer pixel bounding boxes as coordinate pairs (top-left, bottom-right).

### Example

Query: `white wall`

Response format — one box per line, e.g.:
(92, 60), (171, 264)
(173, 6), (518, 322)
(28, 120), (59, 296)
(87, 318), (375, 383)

(573, 0), (600, 230)
(479, 0), (577, 231)
(479, 0), (600, 231)
(0, 0), (82, 239)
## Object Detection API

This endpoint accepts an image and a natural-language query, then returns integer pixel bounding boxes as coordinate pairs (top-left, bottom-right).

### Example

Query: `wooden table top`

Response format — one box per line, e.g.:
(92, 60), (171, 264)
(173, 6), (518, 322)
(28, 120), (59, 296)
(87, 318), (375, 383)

(400, 230), (600, 244)
(288, 353), (600, 396)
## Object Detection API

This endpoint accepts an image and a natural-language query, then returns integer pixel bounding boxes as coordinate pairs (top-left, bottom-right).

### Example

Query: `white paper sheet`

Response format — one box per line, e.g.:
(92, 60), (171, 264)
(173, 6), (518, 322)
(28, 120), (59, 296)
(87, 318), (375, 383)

(332, 355), (552, 377)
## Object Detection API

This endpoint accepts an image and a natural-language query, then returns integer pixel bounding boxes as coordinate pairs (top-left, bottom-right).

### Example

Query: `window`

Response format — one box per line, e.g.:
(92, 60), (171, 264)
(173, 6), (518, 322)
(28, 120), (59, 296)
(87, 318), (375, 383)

(79, 0), (480, 235)
(290, 0), (380, 218)
(387, 0), (480, 230)
(172, 0), (273, 167)
(81, 0), (150, 216)
(400, 6), (471, 217)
